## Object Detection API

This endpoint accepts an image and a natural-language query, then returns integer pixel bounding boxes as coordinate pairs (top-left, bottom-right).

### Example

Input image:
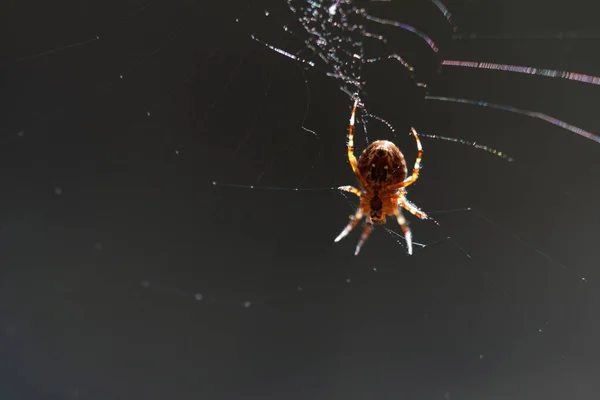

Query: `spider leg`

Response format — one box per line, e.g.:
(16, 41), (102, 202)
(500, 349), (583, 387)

(335, 209), (363, 244)
(338, 185), (362, 197)
(400, 197), (429, 220)
(354, 217), (373, 256)
(390, 127), (423, 190)
(346, 98), (368, 187)
(393, 208), (413, 255)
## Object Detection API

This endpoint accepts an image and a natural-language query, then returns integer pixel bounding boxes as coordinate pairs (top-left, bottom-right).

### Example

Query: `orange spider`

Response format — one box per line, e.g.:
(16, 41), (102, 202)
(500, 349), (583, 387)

(335, 97), (431, 256)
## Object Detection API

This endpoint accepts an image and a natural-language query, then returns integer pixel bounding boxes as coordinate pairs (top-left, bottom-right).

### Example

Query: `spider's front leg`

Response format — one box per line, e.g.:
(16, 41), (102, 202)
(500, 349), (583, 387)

(346, 98), (368, 188)
(391, 127), (423, 190)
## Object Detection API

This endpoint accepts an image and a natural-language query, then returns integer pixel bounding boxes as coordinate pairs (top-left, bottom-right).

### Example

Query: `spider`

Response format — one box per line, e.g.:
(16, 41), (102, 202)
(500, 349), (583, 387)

(334, 97), (431, 256)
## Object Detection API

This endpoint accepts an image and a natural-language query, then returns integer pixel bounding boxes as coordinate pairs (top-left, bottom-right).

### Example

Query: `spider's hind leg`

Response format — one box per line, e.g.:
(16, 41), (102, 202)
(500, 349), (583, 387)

(401, 197), (429, 220)
(393, 208), (413, 255)
(335, 209), (363, 244)
(335, 208), (374, 255)
(354, 218), (373, 256)
(401, 196), (439, 226)
(338, 185), (361, 197)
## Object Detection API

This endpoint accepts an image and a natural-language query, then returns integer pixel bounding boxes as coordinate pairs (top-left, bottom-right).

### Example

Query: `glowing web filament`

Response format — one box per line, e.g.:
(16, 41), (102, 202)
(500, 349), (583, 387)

(426, 96), (600, 144)
(442, 60), (600, 86)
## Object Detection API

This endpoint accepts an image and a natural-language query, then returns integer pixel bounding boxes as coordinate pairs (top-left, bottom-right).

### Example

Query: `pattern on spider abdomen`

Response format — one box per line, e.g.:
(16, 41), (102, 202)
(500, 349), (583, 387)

(357, 140), (408, 189)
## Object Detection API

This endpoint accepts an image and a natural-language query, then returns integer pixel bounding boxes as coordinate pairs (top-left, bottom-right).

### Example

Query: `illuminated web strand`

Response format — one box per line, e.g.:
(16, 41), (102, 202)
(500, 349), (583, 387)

(363, 31), (387, 43)
(366, 54), (414, 72)
(453, 31), (600, 40)
(326, 71), (363, 90)
(10, 36), (100, 64)
(212, 181), (335, 192)
(365, 113), (395, 132)
(362, 13), (439, 52)
(6, 3), (149, 65)
(442, 60), (600, 86)
(305, 0), (322, 9)
(284, 0), (425, 93)
(363, 114), (511, 160)
(426, 96), (600, 144)
(420, 134), (514, 162)
(250, 34), (315, 67)
(430, 0), (457, 31)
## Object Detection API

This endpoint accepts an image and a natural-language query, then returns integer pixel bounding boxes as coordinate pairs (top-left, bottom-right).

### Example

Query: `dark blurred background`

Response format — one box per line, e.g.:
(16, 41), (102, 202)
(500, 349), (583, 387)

(1, 0), (600, 399)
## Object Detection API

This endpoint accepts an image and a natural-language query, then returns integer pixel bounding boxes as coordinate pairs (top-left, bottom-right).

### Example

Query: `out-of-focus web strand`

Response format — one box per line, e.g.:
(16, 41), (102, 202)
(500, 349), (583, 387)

(361, 12), (440, 52)
(443, 60), (600, 86)
(453, 31), (600, 40)
(426, 96), (600, 144)
(429, 0), (457, 31)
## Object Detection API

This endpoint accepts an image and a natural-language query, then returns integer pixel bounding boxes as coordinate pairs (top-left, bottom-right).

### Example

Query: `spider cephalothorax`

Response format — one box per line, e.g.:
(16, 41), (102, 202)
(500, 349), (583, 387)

(335, 98), (431, 255)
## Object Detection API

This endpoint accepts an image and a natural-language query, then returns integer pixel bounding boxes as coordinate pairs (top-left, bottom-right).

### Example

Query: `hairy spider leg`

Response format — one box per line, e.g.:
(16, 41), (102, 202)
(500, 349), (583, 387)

(346, 97), (368, 188)
(390, 127), (423, 190)
(338, 185), (362, 197)
(334, 209), (364, 243)
(340, 182), (421, 255)
(355, 218), (374, 256)
(335, 99), (372, 254)
(393, 208), (413, 255)
(400, 196), (429, 220)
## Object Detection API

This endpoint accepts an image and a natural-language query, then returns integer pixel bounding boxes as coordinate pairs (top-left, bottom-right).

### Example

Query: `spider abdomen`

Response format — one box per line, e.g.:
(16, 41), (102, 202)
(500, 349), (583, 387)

(357, 140), (408, 188)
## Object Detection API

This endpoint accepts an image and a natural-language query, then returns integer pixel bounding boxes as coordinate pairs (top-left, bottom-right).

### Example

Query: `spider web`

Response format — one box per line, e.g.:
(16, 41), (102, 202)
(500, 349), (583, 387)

(2, 0), (600, 398)
(209, 0), (597, 306)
